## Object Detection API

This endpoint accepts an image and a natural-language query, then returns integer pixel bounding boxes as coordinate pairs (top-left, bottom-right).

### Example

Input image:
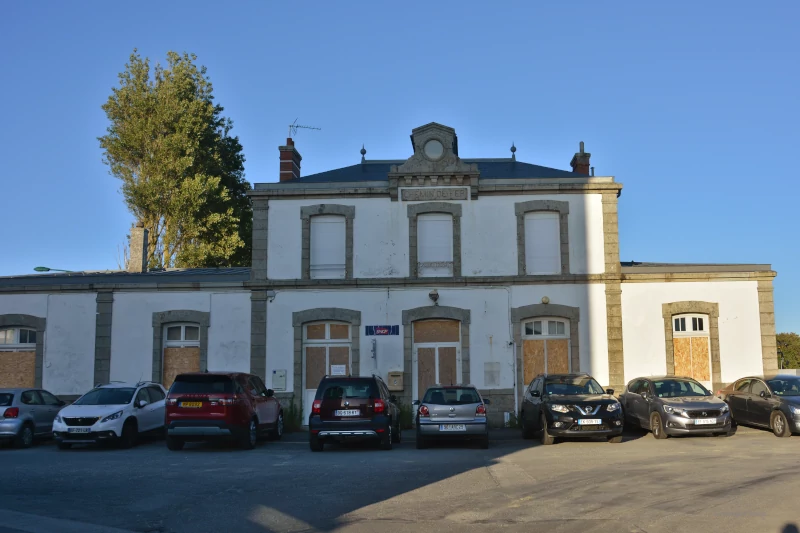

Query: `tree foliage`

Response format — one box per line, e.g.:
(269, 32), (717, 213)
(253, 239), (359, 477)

(777, 332), (800, 369)
(99, 50), (251, 269)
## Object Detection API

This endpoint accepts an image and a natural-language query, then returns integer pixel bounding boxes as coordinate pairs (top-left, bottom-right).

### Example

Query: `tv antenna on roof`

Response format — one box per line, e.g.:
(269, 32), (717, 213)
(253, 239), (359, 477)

(288, 118), (321, 138)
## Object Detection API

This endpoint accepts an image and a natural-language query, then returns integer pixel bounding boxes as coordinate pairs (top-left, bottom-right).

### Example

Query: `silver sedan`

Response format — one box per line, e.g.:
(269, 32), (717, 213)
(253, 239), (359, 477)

(413, 385), (490, 449)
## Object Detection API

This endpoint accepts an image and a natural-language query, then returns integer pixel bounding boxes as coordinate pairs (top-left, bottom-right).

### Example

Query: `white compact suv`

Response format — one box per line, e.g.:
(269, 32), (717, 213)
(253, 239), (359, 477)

(52, 381), (167, 449)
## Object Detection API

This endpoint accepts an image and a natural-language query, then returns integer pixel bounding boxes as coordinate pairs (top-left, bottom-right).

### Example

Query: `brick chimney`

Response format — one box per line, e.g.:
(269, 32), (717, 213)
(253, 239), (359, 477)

(570, 141), (591, 175)
(279, 137), (302, 181)
(128, 222), (149, 273)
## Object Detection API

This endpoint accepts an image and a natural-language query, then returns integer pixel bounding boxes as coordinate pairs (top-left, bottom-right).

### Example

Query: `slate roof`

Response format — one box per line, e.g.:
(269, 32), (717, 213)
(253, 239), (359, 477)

(296, 159), (584, 183)
(0, 268), (251, 287)
(620, 262), (772, 272)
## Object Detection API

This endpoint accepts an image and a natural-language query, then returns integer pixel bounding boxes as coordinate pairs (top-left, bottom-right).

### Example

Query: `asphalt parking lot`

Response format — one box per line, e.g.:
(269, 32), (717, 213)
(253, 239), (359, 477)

(1, 425), (799, 533)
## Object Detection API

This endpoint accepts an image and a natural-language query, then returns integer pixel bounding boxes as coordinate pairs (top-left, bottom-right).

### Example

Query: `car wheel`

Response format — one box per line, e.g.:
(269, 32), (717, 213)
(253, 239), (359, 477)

(380, 424), (393, 450)
(772, 411), (791, 438)
(240, 419), (257, 450)
(309, 435), (324, 452)
(650, 412), (667, 440)
(166, 436), (185, 451)
(14, 423), (34, 449)
(521, 412), (535, 440)
(392, 421), (401, 443)
(270, 412), (284, 441)
(607, 435), (623, 443)
(540, 414), (554, 445)
(714, 431), (732, 437)
(57, 441), (72, 450)
(119, 419), (138, 449)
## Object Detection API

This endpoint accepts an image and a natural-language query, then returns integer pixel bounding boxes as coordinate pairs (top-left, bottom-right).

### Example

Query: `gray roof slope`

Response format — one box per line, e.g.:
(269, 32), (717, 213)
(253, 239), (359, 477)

(0, 268), (251, 287)
(296, 159), (584, 183)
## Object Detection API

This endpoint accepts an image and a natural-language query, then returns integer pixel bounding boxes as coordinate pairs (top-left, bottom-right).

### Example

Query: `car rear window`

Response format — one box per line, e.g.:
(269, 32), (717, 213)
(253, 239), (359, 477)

(0, 393), (13, 407)
(423, 387), (480, 405)
(170, 375), (234, 394)
(317, 380), (377, 400)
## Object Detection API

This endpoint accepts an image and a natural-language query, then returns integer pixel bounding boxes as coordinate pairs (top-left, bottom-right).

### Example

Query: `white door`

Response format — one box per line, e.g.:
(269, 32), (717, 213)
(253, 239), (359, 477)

(412, 343), (461, 401)
(302, 322), (352, 424)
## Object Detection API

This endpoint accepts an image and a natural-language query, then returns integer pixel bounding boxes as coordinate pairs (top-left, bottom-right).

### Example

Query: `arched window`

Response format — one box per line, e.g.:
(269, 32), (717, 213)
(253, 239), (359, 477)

(672, 313), (711, 386)
(0, 327), (37, 349)
(164, 323), (200, 348)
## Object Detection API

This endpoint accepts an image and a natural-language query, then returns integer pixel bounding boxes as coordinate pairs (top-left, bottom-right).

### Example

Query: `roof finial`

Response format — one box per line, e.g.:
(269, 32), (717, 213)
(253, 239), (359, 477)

(510, 142), (516, 162)
(579, 141), (585, 154)
(360, 144), (367, 163)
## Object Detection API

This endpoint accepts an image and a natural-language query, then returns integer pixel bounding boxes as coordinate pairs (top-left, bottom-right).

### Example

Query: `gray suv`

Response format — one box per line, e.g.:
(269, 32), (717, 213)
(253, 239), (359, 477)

(620, 376), (732, 439)
(0, 388), (66, 448)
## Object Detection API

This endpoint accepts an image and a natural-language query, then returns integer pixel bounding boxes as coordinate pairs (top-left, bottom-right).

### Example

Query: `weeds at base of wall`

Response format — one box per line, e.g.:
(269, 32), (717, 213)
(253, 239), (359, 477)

(398, 402), (415, 430)
(283, 401), (304, 433)
(504, 411), (521, 429)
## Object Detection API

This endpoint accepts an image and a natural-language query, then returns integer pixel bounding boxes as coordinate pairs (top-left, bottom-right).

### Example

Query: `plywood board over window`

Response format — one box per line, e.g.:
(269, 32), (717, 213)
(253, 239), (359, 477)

(546, 339), (570, 374)
(417, 347), (436, 396)
(523, 340), (545, 384)
(691, 337), (711, 381)
(305, 346), (327, 391)
(163, 348), (200, 390)
(438, 347), (458, 386)
(0, 352), (35, 388)
(413, 320), (460, 343)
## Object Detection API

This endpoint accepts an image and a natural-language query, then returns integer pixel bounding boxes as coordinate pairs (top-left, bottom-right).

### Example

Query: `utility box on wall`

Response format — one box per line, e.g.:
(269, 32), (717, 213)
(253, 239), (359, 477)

(386, 371), (403, 391)
(272, 369), (287, 391)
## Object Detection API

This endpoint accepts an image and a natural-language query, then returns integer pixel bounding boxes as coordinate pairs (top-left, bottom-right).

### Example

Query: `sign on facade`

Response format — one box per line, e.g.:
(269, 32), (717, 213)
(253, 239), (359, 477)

(330, 365), (347, 376)
(401, 188), (468, 201)
(365, 325), (400, 336)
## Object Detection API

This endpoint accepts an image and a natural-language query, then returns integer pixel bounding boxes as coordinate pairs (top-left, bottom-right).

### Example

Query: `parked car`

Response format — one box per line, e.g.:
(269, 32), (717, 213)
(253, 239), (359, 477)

(520, 373), (624, 444)
(308, 374), (400, 452)
(0, 388), (66, 448)
(165, 372), (283, 451)
(620, 376), (731, 439)
(53, 381), (167, 449)
(717, 374), (800, 437)
(413, 384), (490, 449)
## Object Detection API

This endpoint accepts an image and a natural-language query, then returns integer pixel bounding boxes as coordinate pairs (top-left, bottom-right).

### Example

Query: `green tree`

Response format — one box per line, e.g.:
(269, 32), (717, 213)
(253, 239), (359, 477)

(99, 50), (251, 269)
(777, 332), (800, 369)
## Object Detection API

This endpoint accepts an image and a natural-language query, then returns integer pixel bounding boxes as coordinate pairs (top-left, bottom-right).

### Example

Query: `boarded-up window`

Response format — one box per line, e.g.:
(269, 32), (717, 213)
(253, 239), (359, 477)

(524, 212), (560, 275)
(672, 314), (711, 383)
(413, 320), (460, 343)
(418, 213), (453, 277)
(310, 215), (346, 279)
(522, 318), (570, 383)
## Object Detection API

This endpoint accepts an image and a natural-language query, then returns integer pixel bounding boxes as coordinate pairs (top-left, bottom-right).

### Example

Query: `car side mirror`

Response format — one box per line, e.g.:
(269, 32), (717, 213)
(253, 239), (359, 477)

(531, 390), (541, 397)
(266, 389), (274, 397)
(390, 395), (397, 403)
(137, 400), (148, 408)
(58, 400), (66, 406)
(483, 398), (491, 405)
(760, 390), (769, 398)
(641, 391), (649, 400)
(606, 388), (615, 396)
(412, 400), (420, 406)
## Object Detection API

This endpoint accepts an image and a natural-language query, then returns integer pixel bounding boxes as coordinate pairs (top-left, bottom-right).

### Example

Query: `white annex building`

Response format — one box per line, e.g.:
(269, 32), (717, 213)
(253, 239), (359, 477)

(0, 123), (778, 425)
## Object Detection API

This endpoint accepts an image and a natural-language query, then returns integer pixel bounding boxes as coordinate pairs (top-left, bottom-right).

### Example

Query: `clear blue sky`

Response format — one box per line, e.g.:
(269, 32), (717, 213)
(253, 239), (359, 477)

(1, 1), (797, 332)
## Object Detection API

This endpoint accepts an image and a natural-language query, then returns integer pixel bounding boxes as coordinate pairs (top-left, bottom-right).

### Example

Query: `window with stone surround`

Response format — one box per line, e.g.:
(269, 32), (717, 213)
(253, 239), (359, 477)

(524, 212), (560, 275)
(0, 327), (36, 350)
(164, 323), (201, 348)
(310, 215), (346, 279)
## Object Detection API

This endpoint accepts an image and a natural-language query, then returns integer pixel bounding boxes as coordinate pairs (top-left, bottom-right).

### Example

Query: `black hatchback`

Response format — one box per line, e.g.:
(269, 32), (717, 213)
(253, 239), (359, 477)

(308, 375), (401, 451)
(718, 374), (800, 438)
(520, 373), (624, 444)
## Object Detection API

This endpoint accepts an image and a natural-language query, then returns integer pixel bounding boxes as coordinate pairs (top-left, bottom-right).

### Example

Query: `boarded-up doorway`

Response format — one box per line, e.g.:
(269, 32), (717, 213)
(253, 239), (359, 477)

(521, 318), (570, 384)
(672, 314), (711, 388)
(413, 320), (461, 400)
(163, 324), (201, 389)
(0, 352), (35, 388)
(302, 322), (352, 422)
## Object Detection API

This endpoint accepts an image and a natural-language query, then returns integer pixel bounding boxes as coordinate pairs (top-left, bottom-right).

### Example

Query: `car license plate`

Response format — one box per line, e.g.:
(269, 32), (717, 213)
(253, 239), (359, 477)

(335, 409), (360, 416)
(694, 418), (716, 425)
(67, 428), (91, 433)
(439, 424), (467, 431)
(578, 419), (602, 425)
(180, 402), (202, 408)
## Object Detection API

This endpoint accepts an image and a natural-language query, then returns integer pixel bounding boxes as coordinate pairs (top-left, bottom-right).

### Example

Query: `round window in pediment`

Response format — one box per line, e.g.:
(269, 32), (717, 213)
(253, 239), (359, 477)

(423, 139), (444, 160)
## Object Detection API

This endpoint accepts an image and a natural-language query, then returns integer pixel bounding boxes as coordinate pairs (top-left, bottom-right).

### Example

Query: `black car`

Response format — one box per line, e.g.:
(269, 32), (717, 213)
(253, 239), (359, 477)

(308, 374), (401, 451)
(520, 373), (624, 445)
(717, 374), (800, 438)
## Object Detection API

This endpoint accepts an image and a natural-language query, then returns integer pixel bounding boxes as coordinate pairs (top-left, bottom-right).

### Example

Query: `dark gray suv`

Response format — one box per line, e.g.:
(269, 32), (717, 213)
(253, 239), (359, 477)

(620, 376), (731, 439)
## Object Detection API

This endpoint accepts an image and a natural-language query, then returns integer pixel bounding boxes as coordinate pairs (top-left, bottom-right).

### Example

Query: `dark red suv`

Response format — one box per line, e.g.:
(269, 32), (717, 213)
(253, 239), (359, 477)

(164, 372), (283, 450)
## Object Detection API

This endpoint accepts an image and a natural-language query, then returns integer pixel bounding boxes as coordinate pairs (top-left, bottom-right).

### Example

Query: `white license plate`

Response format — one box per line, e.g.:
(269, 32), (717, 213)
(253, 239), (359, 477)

(67, 428), (91, 433)
(578, 419), (602, 425)
(439, 424), (467, 432)
(694, 418), (717, 425)
(335, 409), (360, 417)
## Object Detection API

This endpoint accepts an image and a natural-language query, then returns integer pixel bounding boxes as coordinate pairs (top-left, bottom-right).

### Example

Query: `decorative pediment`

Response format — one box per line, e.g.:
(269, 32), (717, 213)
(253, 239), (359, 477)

(389, 123), (479, 201)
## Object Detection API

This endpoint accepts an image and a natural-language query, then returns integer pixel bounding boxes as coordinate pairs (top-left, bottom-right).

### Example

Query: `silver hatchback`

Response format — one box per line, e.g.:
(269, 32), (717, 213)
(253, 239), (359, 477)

(0, 388), (66, 448)
(413, 385), (490, 449)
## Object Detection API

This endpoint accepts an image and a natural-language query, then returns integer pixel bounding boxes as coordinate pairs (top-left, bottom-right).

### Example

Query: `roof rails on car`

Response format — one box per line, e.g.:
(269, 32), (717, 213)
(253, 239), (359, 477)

(135, 380), (159, 387)
(93, 380), (126, 388)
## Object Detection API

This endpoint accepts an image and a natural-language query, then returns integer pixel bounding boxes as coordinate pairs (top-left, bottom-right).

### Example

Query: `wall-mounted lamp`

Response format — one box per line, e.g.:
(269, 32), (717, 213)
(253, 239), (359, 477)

(541, 296), (550, 304)
(429, 289), (439, 305)
(267, 290), (276, 303)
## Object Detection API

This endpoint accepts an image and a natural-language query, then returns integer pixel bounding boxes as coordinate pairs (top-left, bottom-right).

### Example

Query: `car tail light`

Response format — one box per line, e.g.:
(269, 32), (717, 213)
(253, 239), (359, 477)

(166, 398), (177, 406)
(312, 400), (322, 415)
(3, 407), (19, 418)
(419, 405), (429, 417)
(374, 399), (385, 414)
(210, 397), (239, 406)
(476, 404), (487, 417)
